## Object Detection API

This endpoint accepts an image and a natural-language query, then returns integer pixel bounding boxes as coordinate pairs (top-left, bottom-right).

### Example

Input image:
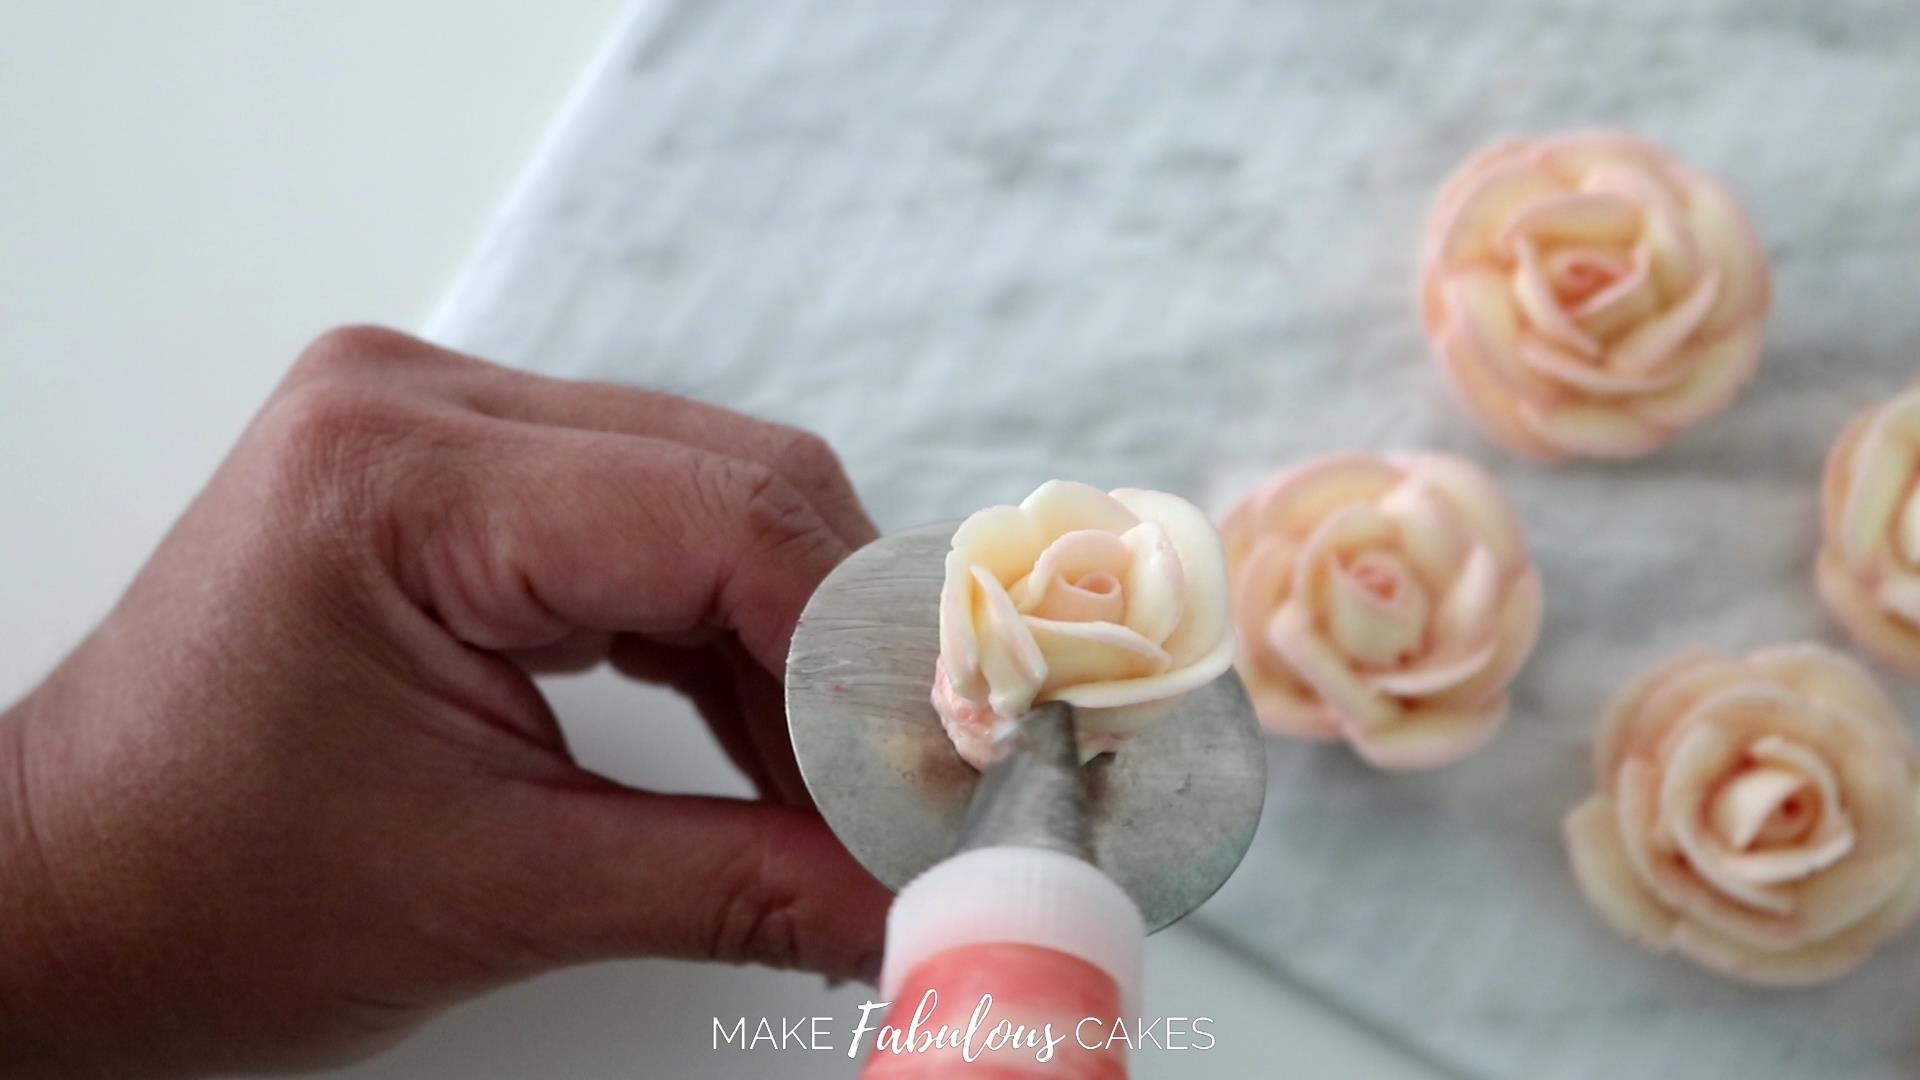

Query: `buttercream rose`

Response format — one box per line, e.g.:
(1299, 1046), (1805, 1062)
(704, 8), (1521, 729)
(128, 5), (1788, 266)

(1817, 387), (1920, 671)
(1219, 453), (1543, 769)
(1420, 131), (1770, 461)
(933, 480), (1236, 768)
(1564, 644), (1920, 986)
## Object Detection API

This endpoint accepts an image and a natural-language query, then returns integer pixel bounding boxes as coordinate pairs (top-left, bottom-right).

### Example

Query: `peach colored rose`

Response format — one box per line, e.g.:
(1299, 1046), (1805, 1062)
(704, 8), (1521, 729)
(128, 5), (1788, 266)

(933, 480), (1236, 768)
(1419, 131), (1770, 461)
(1219, 453), (1542, 769)
(1564, 644), (1920, 986)
(1817, 387), (1920, 672)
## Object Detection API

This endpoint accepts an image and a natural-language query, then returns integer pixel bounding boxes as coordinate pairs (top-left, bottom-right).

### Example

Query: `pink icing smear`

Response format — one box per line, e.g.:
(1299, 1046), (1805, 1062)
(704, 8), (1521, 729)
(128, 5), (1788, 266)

(931, 658), (1126, 768)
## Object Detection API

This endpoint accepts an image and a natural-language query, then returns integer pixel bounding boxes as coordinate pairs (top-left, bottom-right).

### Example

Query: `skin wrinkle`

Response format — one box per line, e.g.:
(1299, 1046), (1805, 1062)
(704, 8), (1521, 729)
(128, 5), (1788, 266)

(0, 693), (98, 1057)
(708, 825), (807, 971)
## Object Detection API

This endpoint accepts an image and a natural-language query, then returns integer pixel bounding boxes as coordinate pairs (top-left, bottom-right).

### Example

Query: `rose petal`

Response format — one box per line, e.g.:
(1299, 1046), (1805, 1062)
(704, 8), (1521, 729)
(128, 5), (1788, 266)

(1365, 640), (1498, 698)
(1014, 529), (1133, 616)
(1517, 400), (1668, 459)
(1432, 325), (1562, 461)
(1247, 684), (1345, 740)
(1716, 833), (1855, 887)
(1437, 159), (1562, 264)
(1594, 649), (1733, 783)
(1682, 171), (1771, 340)
(1709, 765), (1810, 851)
(1443, 269), (1565, 403)
(1026, 530), (1133, 588)
(939, 549), (986, 699)
(1659, 714), (1796, 915)
(1375, 476), (1472, 586)
(1746, 642), (1909, 744)
(1794, 850), (1913, 945)
(1120, 521), (1185, 645)
(1291, 504), (1396, 615)
(1518, 332), (1689, 396)
(1020, 479), (1140, 539)
(1024, 616), (1171, 697)
(1569, 242), (1659, 342)
(1668, 917), (1876, 988)
(1425, 566), (1544, 709)
(1898, 485), (1920, 567)
(1426, 140), (1537, 248)
(951, 505), (1050, 584)
(1512, 237), (1603, 357)
(1052, 630), (1235, 713)
(1629, 323), (1764, 430)
(1499, 191), (1642, 250)
(1580, 162), (1700, 300)
(1227, 454), (1405, 541)
(1817, 550), (1920, 673)
(1111, 487), (1230, 668)
(1539, 131), (1686, 195)
(1821, 413), (1871, 540)
(1024, 571), (1126, 624)
(1428, 543), (1501, 652)
(1605, 264), (1721, 374)
(1545, 247), (1634, 300)
(1879, 572), (1920, 626)
(1397, 454), (1528, 572)
(971, 566), (1048, 718)
(1344, 699), (1506, 770)
(1565, 795), (1680, 951)
(1266, 602), (1399, 730)
(1616, 757), (1810, 950)
(1838, 395), (1920, 567)
(1326, 551), (1429, 667)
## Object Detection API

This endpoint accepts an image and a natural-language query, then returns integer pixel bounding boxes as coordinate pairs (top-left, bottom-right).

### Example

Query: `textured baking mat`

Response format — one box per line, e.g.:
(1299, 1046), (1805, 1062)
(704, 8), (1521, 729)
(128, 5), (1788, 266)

(428, 2), (1920, 1076)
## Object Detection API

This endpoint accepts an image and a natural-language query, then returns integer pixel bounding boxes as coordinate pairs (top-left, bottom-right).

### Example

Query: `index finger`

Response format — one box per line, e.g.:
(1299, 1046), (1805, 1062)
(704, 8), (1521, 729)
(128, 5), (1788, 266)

(391, 421), (849, 679)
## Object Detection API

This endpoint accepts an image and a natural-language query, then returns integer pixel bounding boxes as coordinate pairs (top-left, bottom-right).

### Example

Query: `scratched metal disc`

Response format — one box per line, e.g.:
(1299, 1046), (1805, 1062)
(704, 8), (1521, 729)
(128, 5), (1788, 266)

(785, 522), (1267, 932)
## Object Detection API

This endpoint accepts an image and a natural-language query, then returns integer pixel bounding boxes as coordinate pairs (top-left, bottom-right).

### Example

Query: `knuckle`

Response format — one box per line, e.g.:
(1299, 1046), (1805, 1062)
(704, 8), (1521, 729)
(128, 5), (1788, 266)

(772, 427), (848, 493)
(247, 381), (419, 531)
(290, 323), (415, 381)
(259, 381), (392, 470)
(288, 324), (478, 391)
(738, 467), (831, 558)
(707, 841), (803, 968)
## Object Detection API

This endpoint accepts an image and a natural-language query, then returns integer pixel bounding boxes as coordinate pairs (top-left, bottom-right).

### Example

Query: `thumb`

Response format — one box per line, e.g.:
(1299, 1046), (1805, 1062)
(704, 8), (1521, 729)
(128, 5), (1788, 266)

(518, 788), (890, 981)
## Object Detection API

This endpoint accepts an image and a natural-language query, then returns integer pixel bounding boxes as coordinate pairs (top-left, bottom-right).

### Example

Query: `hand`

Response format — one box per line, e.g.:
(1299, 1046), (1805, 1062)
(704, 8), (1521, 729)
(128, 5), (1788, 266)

(0, 326), (890, 1077)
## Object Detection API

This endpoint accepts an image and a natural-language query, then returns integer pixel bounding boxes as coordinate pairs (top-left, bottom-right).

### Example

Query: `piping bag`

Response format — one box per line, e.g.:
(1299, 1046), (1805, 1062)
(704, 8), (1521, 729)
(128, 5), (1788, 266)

(786, 523), (1267, 1075)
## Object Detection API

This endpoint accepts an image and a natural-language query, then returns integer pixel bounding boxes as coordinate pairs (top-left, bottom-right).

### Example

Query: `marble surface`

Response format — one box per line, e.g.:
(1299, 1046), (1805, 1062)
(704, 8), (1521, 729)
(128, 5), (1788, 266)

(428, 1), (1920, 1076)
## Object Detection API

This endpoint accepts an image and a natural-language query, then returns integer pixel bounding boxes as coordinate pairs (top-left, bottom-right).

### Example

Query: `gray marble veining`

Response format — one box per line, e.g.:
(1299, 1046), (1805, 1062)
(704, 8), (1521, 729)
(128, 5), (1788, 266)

(429, 1), (1920, 1076)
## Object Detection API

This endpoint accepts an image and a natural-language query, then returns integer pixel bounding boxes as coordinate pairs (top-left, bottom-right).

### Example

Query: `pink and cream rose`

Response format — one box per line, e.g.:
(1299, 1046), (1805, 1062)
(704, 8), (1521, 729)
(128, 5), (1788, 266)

(1817, 387), (1920, 672)
(1420, 131), (1770, 461)
(933, 480), (1236, 768)
(1219, 453), (1543, 769)
(1564, 644), (1920, 986)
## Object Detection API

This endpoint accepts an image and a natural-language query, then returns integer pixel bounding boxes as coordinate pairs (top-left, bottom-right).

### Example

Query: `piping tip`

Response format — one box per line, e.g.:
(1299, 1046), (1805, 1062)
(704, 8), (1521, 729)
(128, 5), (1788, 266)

(952, 701), (1091, 861)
